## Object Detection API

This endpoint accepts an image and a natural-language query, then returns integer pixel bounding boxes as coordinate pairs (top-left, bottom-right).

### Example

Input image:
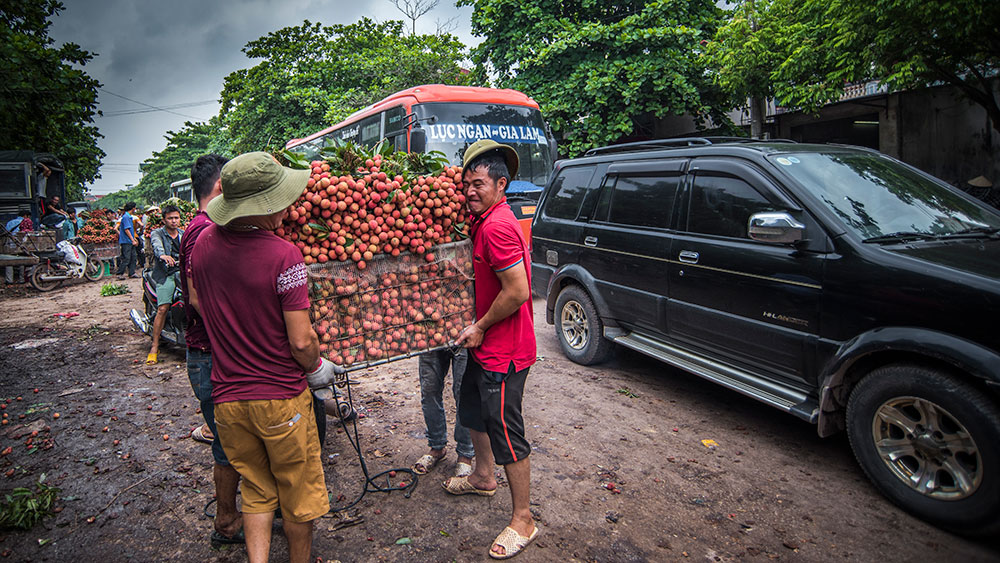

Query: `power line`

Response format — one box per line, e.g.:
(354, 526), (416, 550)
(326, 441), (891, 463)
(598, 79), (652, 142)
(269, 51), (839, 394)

(101, 99), (219, 117)
(98, 88), (209, 121)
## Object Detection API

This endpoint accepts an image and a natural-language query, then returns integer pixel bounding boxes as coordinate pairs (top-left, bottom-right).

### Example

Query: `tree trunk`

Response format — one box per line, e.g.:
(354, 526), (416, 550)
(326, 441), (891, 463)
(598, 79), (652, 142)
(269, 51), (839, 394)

(750, 96), (766, 139)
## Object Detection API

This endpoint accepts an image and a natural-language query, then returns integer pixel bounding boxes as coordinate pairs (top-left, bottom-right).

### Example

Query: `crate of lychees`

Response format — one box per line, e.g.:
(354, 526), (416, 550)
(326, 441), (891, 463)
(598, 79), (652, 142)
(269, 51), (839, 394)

(307, 239), (474, 369)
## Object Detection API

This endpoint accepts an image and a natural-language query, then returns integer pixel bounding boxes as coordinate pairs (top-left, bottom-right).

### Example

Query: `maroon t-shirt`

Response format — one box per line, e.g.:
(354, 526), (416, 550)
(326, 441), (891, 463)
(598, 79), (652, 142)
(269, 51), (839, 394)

(179, 211), (212, 352)
(189, 224), (311, 403)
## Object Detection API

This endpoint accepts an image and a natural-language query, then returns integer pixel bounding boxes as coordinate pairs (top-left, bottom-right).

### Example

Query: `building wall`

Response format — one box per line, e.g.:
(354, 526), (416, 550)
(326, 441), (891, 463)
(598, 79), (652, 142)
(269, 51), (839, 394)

(895, 84), (999, 188)
(773, 81), (999, 188)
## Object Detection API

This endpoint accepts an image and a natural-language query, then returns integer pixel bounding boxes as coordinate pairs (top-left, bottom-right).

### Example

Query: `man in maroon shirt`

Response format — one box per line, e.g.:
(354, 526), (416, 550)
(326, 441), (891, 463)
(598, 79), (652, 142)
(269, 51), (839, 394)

(178, 154), (244, 545)
(448, 140), (538, 559)
(189, 152), (340, 563)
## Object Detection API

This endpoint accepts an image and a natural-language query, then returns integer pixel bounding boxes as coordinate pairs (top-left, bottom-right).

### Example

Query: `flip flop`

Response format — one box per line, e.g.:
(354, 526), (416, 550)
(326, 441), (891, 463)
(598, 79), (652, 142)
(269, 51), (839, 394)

(191, 425), (213, 444)
(489, 525), (539, 559)
(412, 454), (442, 475)
(145, 353), (158, 365)
(210, 528), (245, 545)
(442, 475), (496, 497)
(455, 462), (473, 478)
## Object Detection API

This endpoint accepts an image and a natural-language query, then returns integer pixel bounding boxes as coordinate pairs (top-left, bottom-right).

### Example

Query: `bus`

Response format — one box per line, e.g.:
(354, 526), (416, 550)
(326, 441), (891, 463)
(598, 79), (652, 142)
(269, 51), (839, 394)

(285, 84), (557, 240)
(169, 178), (192, 202)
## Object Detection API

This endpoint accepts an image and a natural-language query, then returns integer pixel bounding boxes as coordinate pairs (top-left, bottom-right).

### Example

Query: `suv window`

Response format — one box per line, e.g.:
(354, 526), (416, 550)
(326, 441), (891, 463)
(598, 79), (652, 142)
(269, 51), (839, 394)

(543, 165), (596, 220)
(595, 175), (679, 229)
(687, 174), (773, 238)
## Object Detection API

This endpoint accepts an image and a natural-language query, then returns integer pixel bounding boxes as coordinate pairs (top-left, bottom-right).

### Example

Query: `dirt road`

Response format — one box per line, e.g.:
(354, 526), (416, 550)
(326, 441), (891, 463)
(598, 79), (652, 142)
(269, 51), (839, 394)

(0, 278), (997, 561)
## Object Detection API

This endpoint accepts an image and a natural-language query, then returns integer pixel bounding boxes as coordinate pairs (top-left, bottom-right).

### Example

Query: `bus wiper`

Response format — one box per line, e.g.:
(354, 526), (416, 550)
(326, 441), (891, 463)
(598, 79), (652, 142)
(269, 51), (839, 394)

(941, 227), (1000, 238)
(862, 231), (936, 244)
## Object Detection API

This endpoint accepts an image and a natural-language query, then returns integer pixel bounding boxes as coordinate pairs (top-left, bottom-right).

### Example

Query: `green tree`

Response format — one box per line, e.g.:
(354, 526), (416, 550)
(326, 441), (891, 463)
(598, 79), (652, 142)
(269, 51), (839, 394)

(459, 0), (733, 156)
(709, 0), (1000, 132)
(218, 18), (470, 154)
(0, 0), (104, 200)
(98, 121), (225, 210)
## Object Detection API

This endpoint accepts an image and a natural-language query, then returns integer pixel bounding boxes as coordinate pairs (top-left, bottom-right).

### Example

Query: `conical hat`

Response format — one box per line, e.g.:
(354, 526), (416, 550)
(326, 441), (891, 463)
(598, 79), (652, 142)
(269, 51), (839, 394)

(967, 175), (993, 188)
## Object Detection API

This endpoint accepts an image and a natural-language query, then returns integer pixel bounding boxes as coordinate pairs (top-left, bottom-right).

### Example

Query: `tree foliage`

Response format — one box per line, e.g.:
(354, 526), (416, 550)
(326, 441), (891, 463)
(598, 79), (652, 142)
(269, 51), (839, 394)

(97, 121), (224, 210)
(459, 0), (733, 156)
(218, 18), (470, 155)
(708, 0), (1000, 132)
(0, 0), (105, 200)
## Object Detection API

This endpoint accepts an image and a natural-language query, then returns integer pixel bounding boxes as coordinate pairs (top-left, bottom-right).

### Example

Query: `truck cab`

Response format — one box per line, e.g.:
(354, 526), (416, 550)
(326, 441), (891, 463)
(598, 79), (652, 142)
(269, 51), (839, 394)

(0, 151), (66, 229)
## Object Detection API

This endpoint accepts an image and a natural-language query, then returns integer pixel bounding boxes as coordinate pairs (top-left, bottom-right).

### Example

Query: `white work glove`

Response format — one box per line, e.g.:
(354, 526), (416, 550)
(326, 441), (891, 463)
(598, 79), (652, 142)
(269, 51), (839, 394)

(306, 358), (344, 390)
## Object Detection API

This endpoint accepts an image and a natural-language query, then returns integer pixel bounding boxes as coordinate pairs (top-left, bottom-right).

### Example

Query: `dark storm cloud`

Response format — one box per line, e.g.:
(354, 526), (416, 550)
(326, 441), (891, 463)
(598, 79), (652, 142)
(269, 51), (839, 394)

(48, 0), (474, 194)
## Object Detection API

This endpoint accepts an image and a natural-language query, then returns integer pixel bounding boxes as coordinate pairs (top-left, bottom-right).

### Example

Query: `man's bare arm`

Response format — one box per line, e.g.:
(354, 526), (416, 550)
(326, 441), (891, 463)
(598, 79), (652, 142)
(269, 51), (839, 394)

(283, 309), (321, 372)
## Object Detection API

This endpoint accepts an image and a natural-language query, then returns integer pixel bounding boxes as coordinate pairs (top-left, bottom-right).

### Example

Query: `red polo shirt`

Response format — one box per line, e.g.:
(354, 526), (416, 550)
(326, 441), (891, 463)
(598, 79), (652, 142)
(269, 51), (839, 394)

(469, 196), (536, 372)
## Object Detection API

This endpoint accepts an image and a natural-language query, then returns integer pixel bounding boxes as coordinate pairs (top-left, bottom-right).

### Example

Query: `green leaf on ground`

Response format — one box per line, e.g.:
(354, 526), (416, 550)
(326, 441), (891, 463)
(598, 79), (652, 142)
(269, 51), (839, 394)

(617, 388), (639, 398)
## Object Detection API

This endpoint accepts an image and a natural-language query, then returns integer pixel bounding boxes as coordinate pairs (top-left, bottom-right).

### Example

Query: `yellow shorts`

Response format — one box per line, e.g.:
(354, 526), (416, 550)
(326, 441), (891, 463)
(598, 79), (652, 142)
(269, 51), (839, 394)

(214, 389), (329, 522)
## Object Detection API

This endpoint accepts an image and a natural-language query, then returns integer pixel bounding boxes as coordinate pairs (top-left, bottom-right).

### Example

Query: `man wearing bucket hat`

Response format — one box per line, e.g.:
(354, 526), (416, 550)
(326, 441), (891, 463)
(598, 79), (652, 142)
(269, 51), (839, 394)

(188, 152), (340, 563)
(447, 140), (538, 559)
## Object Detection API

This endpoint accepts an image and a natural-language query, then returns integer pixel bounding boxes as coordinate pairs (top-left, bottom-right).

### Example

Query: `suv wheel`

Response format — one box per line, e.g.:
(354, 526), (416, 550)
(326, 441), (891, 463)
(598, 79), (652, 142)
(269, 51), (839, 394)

(554, 285), (612, 365)
(846, 364), (1000, 535)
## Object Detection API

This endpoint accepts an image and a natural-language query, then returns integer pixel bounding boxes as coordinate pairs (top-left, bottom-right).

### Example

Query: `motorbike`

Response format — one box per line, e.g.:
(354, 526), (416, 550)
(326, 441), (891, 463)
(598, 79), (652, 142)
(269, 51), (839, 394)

(29, 238), (104, 291)
(129, 268), (186, 347)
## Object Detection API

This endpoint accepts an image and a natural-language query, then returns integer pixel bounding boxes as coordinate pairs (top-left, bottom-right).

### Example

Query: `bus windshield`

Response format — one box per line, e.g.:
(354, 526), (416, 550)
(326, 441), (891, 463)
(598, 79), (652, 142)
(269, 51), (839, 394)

(413, 102), (554, 194)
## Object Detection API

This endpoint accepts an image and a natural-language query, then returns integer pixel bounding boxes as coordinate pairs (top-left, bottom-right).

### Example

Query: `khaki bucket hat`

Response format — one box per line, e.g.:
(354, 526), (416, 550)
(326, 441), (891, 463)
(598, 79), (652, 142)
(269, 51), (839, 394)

(207, 152), (309, 226)
(462, 139), (519, 179)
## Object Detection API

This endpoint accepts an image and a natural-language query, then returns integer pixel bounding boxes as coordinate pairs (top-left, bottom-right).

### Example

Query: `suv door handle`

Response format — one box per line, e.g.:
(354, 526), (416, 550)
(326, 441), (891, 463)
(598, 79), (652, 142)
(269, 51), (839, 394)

(584, 236), (598, 247)
(678, 250), (699, 264)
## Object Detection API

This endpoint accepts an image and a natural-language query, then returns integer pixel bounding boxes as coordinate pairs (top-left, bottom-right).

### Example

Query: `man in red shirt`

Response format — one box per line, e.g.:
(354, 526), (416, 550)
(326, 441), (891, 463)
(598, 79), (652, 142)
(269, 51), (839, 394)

(449, 140), (538, 559)
(177, 154), (245, 545)
(189, 152), (340, 563)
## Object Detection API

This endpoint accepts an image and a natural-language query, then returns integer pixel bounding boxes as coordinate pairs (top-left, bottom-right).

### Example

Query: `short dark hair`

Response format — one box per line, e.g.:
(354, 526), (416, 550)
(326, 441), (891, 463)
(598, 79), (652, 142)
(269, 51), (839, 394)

(162, 204), (181, 217)
(20, 210), (31, 218)
(191, 154), (228, 204)
(123, 202), (136, 212)
(464, 153), (510, 188)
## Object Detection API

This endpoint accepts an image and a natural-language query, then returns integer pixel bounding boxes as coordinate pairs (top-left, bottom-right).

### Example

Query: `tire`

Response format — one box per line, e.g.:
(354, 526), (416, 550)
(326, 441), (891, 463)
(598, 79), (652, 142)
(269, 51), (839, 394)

(28, 264), (61, 292)
(846, 364), (1000, 536)
(84, 257), (103, 281)
(554, 285), (613, 365)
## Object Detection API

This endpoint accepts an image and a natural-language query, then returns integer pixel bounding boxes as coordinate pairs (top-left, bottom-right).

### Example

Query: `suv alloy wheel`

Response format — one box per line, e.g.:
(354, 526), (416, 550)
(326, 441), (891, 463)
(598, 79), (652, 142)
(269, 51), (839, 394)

(846, 364), (1000, 535)
(555, 285), (613, 365)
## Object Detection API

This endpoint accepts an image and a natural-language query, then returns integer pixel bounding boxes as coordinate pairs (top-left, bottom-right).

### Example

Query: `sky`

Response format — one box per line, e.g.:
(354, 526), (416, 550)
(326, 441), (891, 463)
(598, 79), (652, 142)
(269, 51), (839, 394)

(49, 0), (478, 196)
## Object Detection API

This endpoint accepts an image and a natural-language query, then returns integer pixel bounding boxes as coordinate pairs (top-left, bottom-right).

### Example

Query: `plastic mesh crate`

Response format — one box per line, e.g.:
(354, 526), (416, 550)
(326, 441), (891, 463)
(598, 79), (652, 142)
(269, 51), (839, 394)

(307, 239), (475, 369)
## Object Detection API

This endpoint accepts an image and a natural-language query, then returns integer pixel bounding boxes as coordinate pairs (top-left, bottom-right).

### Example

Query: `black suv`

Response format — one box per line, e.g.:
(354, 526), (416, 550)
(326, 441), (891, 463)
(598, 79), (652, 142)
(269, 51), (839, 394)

(530, 138), (1000, 535)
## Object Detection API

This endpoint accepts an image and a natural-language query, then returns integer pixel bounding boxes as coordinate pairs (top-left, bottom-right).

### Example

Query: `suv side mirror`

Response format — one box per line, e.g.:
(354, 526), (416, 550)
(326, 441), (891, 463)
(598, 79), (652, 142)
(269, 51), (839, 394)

(748, 212), (806, 244)
(410, 128), (427, 153)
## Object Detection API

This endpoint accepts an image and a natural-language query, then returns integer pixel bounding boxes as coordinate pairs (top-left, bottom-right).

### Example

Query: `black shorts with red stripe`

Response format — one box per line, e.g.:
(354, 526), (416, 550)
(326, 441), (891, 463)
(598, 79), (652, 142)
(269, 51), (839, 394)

(458, 360), (531, 465)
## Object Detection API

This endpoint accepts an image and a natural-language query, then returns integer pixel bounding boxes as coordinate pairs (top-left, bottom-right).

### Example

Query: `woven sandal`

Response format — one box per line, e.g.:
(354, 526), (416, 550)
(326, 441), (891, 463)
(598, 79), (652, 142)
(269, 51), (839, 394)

(489, 525), (539, 559)
(191, 425), (213, 444)
(412, 454), (442, 475)
(442, 475), (496, 496)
